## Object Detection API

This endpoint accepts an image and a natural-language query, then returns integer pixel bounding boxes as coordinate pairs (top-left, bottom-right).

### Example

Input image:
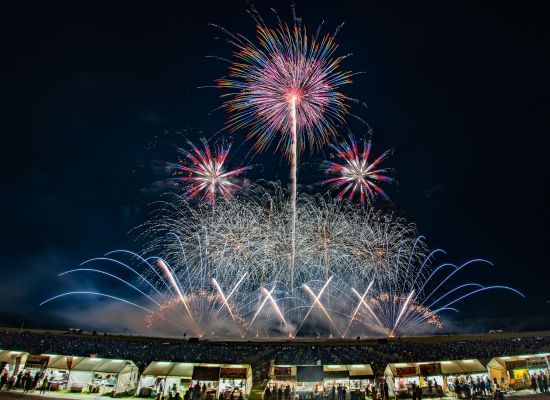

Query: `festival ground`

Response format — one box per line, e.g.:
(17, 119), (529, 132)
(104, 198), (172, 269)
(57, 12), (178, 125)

(1, 389), (550, 400)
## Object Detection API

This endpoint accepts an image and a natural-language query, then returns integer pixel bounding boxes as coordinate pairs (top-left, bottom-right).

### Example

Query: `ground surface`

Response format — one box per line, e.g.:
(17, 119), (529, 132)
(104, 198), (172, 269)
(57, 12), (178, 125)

(1, 390), (550, 400)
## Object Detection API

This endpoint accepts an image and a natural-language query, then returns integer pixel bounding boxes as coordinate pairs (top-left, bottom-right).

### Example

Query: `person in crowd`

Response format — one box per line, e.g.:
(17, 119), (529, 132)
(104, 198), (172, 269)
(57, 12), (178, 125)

(0, 372), (8, 391)
(23, 373), (33, 394)
(383, 381), (388, 400)
(331, 385), (336, 400)
(415, 384), (422, 400)
(537, 373), (543, 394)
(484, 377), (491, 396)
(264, 386), (272, 400)
(371, 383), (377, 400)
(411, 383), (417, 400)
(40, 377), (49, 395)
(542, 374), (549, 393)
(427, 380), (432, 395)
(175, 392), (182, 400)
(531, 374), (537, 393)
(278, 386), (283, 400)
(285, 384), (291, 400)
(15, 371), (23, 389)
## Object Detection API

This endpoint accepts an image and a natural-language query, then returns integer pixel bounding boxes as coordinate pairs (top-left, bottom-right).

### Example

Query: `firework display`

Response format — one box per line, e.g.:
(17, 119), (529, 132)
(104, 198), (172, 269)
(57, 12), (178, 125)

(212, 7), (361, 285)
(39, 6), (523, 339)
(42, 185), (522, 338)
(323, 133), (393, 207)
(170, 139), (251, 204)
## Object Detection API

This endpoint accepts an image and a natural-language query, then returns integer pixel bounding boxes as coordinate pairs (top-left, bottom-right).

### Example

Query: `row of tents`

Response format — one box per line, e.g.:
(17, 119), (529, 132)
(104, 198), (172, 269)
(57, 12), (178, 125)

(1, 349), (549, 397)
(0, 350), (251, 397)
(268, 354), (550, 395)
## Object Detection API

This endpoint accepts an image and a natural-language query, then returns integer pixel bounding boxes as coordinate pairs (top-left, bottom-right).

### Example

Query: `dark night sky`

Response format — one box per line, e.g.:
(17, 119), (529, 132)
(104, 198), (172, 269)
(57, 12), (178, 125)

(1, 1), (549, 332)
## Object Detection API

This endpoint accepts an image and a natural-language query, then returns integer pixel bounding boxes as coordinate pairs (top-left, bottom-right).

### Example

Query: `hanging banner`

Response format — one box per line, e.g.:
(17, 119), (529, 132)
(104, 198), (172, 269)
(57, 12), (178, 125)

(526, 357), (547, 369)
(419, 363), (441, 376)
(25, 355), (50, 369)
(192, 366), (220, 381)
(395, 367), (417, 377)
(274, 367), (292, 376)
(220, 368), (247, 379)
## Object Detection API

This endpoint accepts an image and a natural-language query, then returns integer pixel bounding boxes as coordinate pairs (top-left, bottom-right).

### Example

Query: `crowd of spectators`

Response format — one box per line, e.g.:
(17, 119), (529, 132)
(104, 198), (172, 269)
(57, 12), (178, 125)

(1, 330), (549, 377)
(0, 331), (265, 370)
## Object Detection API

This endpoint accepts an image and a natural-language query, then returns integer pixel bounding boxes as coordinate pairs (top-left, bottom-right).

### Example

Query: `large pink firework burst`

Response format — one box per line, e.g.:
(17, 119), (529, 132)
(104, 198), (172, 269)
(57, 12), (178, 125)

(214, 8), (359, 156)
(173, 139), (250, 204)
(323, 134), (393, 207)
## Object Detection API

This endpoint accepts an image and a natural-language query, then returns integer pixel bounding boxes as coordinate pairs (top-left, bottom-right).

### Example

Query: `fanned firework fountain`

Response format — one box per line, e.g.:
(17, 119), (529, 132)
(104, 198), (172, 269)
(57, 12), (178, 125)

(40, 6), (523, 338)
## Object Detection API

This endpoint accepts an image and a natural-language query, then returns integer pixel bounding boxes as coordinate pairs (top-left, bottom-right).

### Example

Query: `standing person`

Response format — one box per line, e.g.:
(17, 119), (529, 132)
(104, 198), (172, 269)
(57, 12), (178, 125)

(531, 375), (537, 393)
(16, 371), (23, 389)
(40, 377), (49, 395)
(285, 384), (291, 400)
(416, 385), (422, 400)
(484, 378), (491, 396)
(542, 374), (548, 393)
(371, 384), (377, 400)
(0, 372), (8, 391)
(278, 386), (283, 400)
(537, 374), (543, 394)
(342, 386), (346, 400)
(412, 383), (417, 400)
(24, 374), (33, 395)
(383, 381), (388, 400)
(331, 385), (336, 400)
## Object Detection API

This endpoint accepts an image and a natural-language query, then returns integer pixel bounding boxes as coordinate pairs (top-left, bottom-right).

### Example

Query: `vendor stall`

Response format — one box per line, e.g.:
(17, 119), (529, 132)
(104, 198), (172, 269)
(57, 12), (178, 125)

(323, 365), (350, 394)
(219, 365), (253, 400)
(137, 362), (252, 399)
(62, 356), (137, 395)
(349, 364), (375, 399)
(487, 353), (550, 390)
(137, 362), (194, 397)
(0, 349), (28, 376)
(385, 359), (487, 397)
(296, 365), (324, 398)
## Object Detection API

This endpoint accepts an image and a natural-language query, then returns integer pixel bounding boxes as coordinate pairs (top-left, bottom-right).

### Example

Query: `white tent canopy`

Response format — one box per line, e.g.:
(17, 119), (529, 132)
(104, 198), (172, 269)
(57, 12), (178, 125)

(138, 362), (253, 397)
(0, 349), (29, 375)
(38, 354), (139, 395)
(385, 359), (486, 377)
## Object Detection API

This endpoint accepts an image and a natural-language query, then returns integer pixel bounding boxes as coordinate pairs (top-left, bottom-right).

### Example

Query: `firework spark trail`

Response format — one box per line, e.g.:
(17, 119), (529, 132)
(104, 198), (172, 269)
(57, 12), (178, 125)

(350, 287), (384, 330)
(343, 279), (374, 337)
(156, 259), (194, 321)
(303, 283), (341, 336)
(40, 292), (153, 313)
(59, 268), (162, 306)
(290, 95), (298, 289)
(215, 272), (248, 316)
(390, 289), (415, 337)
(244, 287), (275, 336)
(80, 257), (164, 297)
(105, 249), (175, 297)
(212, 277), (241, 333)
(261, 287), (288, 327)
(294, 276), (333, 336)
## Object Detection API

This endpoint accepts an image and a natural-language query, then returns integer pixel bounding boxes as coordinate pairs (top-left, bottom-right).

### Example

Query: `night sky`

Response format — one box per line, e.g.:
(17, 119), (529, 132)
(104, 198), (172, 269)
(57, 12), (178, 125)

(2, 1), (549, 333)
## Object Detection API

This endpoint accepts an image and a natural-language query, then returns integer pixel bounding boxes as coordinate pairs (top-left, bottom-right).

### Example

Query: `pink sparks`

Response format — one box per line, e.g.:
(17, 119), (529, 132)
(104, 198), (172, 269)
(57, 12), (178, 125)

(173, 139), (250, 204)
(323, 133), (393, 207)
